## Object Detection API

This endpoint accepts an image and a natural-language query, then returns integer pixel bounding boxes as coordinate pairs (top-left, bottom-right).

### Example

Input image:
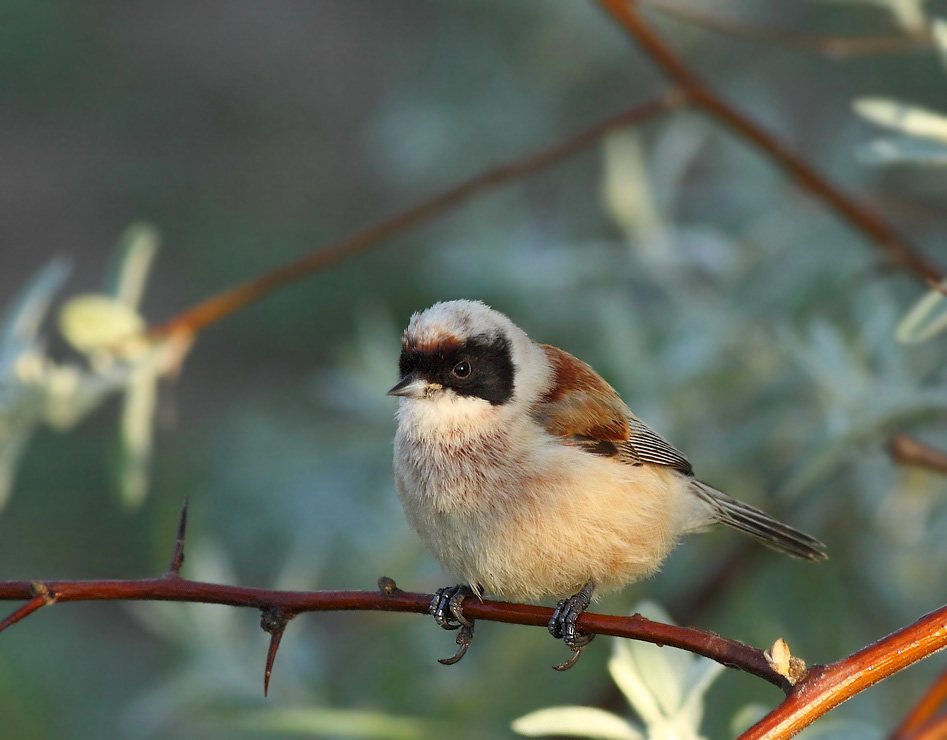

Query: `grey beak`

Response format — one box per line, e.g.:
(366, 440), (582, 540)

(387, 374), (429, 398)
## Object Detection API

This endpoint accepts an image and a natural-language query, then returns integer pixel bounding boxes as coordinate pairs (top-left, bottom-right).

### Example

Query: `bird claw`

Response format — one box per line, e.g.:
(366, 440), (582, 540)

(438, 621), (475, 665)
(553, 646), (586, 672)
(431, 584), (474, 629)
(431, 584), (476, 664)
(548, 581), (595, 671)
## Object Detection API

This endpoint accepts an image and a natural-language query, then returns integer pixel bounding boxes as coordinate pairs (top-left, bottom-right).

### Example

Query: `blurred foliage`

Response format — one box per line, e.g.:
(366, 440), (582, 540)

(1, 1), (946, 739)
(0, 225), (171, 510)
(513, 602), (727, 740)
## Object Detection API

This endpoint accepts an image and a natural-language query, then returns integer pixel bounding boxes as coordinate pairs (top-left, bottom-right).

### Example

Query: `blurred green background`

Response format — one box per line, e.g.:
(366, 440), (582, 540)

(1, 1), (945, 738)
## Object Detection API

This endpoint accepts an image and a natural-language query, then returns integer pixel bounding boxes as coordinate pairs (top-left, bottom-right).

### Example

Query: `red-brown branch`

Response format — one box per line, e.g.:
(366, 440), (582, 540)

(899, 715), (947, 740)
(891, 668), (947, 740)
(739, 605), (947, 739)
(888, 434), (947, 476)
(0, 593), (49, 632)
(643, 0), (933, 59)
(147, 92), (684, 340)
(1, 503), (944, 722)
(0, 575), (787, 690)
(0, 575), (944, 726)
(595, 0), (943, 284)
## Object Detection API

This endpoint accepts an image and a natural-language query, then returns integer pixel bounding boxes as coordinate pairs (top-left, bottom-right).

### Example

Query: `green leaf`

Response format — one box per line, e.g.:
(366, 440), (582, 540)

(512, 706), (644, 740)
(933, 18), (947, 73)
(58, 294), (146, 356)
(858, 137), (947, 165)
(896, 281), (947, 344)
(854, 99), (947, 141)
(231, 707), (438, 738)
(601, 131), (668, 255)
(609, 640), (664, 726)
(608, 601), (722, 733)
(0, 258), (70, 354)
(105, 221), (159, 308)
(813, 0), (927, 33)
(118, 362), (159, 508)
(678, 657), (725, 730)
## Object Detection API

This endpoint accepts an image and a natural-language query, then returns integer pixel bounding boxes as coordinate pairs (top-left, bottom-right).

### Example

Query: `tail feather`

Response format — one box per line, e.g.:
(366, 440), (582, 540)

(692, 481), (827, 561)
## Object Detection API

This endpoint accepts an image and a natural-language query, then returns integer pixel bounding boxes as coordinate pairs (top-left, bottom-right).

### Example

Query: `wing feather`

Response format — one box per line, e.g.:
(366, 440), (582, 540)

(533, 345), (693, 476)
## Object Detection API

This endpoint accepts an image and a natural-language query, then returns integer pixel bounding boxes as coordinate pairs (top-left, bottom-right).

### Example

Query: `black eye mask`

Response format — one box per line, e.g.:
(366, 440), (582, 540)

(398, 334), (514, 406)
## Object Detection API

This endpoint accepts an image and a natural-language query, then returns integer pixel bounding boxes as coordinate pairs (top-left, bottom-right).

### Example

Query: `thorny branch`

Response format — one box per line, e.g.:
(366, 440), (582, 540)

(0, 502), (788, 690)
(0, 504), (787, 692)
(1, 501), (945, 740)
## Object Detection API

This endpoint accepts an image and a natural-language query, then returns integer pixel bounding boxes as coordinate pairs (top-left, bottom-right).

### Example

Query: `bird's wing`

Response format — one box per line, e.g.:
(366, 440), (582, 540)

(533, 344), (694, 476)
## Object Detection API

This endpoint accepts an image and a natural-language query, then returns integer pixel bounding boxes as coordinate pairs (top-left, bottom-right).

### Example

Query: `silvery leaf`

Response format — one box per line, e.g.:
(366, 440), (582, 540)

(232, 707), (437, 739)
(896, 281), (947, 344)
(858, 137), (947, 166)
(513, 706), (645, 740)
(105, 221), (159, 307)
(812, 0), (927, 33)
(0, 258), (70, 359)
(854, 99), (947, 142)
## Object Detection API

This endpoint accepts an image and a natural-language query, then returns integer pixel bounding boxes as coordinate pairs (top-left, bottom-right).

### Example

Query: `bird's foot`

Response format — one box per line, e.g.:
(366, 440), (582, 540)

(430, 584), (476, 665)
(548, 581), (596, 671)
(431, 584), (475, 629)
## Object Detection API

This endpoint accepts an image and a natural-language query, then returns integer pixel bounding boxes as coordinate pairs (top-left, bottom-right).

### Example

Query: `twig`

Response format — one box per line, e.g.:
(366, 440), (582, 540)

(890, 668), (947, 740)
(898, 715), (947, 740)
(1, 575), (944, 719)
(0, 507), (944, 724)
(888, 434), (947, 475)
(642, 0), (933, 59)
(0, 575), (788, 690)
(595, 0), (943, 284)
(0, 593), (49, 632)
(739, 605), (947, 739)
(147, 92), (684, 340)
(0, 509), (788, 691)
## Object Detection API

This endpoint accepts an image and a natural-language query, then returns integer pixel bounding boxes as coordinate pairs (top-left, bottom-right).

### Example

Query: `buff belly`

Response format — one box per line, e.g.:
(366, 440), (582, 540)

(395, 435), (689, 602)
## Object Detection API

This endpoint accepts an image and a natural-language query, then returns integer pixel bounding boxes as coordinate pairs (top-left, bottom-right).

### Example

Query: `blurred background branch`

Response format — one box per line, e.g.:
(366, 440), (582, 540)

(889, 434), (947, 475)
(642, 0), (934, 59)
(147, 92), (685, 339)
(596, 0), (943, 283)
(890, 668), (947, 740)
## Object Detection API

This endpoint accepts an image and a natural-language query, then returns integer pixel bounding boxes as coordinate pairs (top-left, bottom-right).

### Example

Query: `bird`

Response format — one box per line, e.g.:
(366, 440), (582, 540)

(388, 299), (826, 670)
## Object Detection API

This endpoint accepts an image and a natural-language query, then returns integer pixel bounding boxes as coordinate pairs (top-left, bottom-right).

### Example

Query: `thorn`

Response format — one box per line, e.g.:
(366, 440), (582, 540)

(166, 497), (189, 576)
(377, 576), (402, 596)
(260, 607), (292, 697)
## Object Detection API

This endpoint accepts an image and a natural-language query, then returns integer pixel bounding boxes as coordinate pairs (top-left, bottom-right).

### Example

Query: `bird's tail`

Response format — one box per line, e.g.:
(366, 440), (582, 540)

(692, 481), (827, 561)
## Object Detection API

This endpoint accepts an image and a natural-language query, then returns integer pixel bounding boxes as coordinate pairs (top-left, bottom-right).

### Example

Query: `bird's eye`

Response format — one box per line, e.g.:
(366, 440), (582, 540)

(452, 360), (471, 378)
